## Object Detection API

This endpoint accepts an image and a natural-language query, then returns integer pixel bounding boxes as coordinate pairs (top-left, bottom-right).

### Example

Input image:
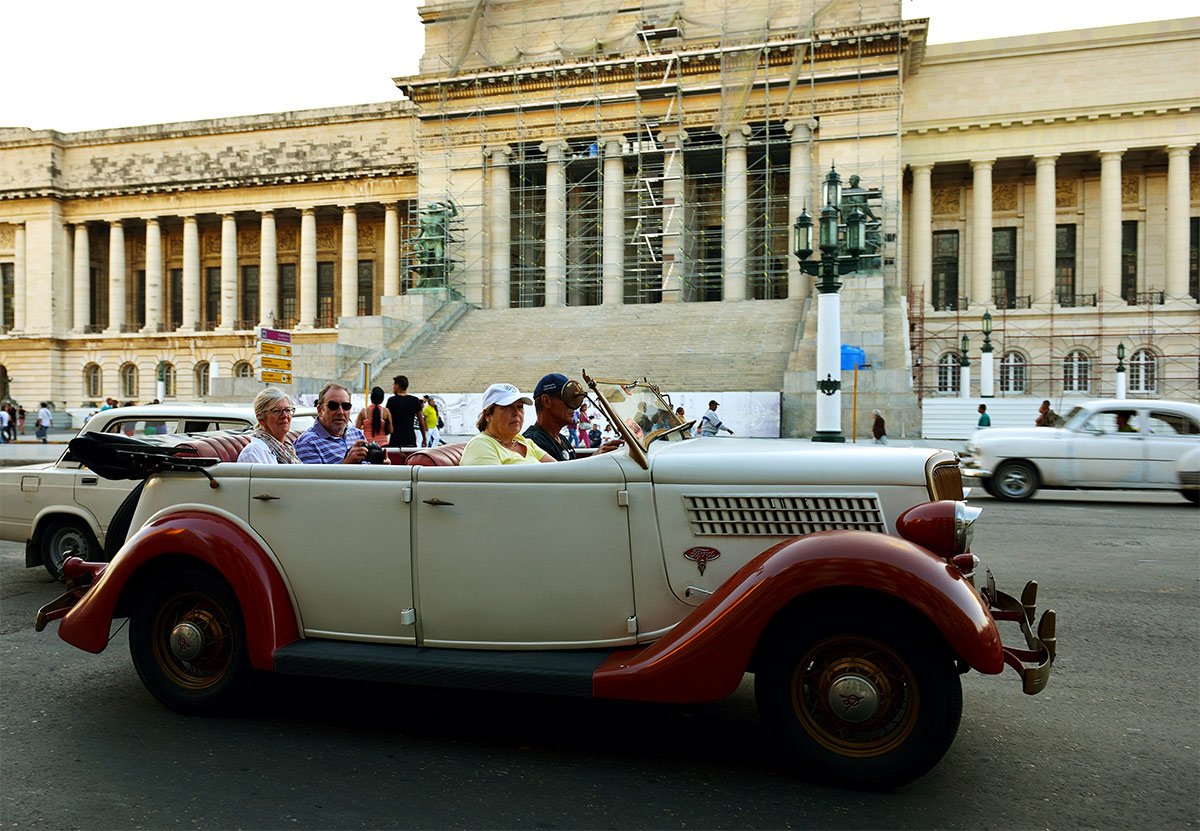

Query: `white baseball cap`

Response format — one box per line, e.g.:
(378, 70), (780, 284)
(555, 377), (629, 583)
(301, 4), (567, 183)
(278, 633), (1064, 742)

(481, 383), (533, 409)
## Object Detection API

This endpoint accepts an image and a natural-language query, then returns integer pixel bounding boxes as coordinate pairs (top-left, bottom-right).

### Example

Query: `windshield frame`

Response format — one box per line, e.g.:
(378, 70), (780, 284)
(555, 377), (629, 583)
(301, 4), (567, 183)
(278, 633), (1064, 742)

(583, 373), (690, 468)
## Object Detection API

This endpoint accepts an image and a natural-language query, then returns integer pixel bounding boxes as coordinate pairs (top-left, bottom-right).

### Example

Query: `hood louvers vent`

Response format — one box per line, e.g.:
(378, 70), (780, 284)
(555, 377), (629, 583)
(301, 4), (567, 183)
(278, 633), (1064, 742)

(683, 494), (886, 537)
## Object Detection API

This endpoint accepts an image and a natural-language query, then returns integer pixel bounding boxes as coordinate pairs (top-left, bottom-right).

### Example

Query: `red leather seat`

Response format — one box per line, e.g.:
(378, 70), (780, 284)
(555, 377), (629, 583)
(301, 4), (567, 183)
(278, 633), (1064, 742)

(176, 433), (253, 463)
(386, 448), (409, 466)
(405, 442), (466, 467)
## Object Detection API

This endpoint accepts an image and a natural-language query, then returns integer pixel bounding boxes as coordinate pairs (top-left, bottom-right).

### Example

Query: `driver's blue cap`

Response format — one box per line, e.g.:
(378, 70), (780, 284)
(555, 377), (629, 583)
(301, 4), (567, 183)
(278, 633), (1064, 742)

(534, 373), (569, 400)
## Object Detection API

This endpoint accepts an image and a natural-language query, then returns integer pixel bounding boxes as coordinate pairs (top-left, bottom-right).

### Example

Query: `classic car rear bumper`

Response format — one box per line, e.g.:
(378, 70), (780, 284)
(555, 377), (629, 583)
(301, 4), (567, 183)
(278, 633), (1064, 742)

(983, 570), (1056, 695)
(34, 557), (106, 632)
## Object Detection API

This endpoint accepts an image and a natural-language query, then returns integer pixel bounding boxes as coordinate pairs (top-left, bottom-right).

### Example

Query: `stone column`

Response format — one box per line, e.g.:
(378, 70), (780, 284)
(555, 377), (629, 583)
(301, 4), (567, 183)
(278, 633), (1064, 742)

(218, 214), (237, 331)
(488, 147), (511, 309)
(909, 163), (933, 307)
(1165, 144), (1193, 300)
(142, 218), (162, 333)
(1099, 150), (1124, 302)
(340, 205), (358, 319)
(72, 223), (90, 332)
(723, 126), (750, 302)
(12, 223), (25, 332)
(259, 210), (277, 327)
(970, 160), (994, 307)
(786, 121), (814, 301)
(60, 222), (73, 332)
(298, 208), (317, 329)
(1033, 155), (1058, 304)
(660, 129), (687, 301)
(181, 216), (200, 332)
(541, 141), (568, 306)
(104, 220), (126, 334)
(383, 203), (400, 297)
(601, 137), (625, 306)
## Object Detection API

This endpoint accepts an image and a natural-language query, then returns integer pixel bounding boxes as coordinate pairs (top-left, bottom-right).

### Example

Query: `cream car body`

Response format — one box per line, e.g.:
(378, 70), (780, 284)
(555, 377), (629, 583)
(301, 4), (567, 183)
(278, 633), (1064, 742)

(960, 398), (1200, 501)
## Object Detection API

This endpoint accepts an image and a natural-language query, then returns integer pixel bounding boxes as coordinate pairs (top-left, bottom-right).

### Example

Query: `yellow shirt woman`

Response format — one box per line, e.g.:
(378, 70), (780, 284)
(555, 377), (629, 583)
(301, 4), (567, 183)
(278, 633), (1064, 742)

(460, 432), (547, 466)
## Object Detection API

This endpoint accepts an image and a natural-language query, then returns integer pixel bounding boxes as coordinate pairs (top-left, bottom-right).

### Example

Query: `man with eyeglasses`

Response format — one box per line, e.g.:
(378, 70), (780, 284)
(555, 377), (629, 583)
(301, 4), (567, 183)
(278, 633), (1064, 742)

(294, 383), (371, 464)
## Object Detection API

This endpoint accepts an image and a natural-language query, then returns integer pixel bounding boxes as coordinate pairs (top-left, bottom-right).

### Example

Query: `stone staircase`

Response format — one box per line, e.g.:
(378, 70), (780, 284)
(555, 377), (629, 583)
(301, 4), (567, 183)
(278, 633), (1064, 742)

(372, 298), (805, 393)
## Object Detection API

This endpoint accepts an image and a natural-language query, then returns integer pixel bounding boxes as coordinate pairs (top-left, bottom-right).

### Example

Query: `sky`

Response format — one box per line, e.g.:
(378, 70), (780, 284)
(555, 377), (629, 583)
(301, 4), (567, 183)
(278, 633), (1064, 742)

(2, 0), (1195, 133)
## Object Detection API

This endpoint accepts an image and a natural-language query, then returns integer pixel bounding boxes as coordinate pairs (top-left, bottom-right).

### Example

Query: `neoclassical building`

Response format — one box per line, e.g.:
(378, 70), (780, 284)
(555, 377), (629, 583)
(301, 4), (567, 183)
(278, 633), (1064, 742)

(1, 1), (1196, 435)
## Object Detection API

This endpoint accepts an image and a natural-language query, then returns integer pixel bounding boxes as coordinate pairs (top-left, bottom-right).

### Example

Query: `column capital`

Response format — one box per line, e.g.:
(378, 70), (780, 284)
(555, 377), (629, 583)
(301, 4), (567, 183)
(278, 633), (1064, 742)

(970, 158), (996, 171)
(142, 216), (160, 226)
(180, 213), (198, 222)
(339, 203), (358, 213)
(601, 136), (625, 156)
(1098, 148), (1126, 162)
(259, 209), (275, 219)
(485, 145), (512, 161)
(108, 218), (124, 227)
(1033, 154), (1059, 166)
(720, 125), (751, 144)
(908, 162), (934, 175)
(220, 212), (236, 221)
(300, 207), (317, 217)
(1165, 143), (1195, 158)
(539, 140), (569, 160)
(784, 118), (818, 139)
(656, 128), (688, 146)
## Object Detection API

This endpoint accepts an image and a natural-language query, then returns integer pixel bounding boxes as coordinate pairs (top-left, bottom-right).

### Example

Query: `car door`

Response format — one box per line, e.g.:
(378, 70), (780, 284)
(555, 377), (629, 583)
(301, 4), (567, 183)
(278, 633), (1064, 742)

(1144, 409), (1200, 485)
(1069, 408), (1146, 487)
(412, 455), (635, 649)
(246, 463), (416, 643)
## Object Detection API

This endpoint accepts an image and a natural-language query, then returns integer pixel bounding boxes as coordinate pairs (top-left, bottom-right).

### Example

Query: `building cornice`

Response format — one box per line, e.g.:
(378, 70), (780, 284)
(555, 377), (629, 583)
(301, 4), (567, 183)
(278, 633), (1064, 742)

(903, 100), (1197, 138)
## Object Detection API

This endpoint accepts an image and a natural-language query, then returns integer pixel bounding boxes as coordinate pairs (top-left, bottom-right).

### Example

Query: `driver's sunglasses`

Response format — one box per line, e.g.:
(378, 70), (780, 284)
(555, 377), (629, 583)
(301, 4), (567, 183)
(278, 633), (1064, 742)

(324, 401), (353, 411)
(267, 407), (296, 416)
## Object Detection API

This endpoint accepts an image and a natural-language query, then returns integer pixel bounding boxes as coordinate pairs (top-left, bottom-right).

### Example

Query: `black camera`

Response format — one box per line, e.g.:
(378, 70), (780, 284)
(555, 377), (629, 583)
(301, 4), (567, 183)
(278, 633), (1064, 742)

(363, 442), (386, 465)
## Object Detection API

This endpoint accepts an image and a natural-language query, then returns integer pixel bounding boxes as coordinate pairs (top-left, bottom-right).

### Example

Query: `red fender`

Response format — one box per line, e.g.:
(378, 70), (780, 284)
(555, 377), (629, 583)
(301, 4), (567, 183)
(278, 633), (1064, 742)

(58, 510), (300, 671)
(593, 530), (1002, 703)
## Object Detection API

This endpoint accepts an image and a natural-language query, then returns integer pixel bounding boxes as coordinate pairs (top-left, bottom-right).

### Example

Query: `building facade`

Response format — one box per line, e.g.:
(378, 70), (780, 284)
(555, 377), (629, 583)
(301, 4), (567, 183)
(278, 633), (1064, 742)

(1, 2), (1196, 431)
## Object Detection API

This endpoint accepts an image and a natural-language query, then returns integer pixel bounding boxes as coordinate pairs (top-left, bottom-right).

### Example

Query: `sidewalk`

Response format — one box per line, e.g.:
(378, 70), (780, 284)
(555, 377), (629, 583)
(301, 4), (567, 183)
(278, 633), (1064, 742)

(0, 428), (75, 466)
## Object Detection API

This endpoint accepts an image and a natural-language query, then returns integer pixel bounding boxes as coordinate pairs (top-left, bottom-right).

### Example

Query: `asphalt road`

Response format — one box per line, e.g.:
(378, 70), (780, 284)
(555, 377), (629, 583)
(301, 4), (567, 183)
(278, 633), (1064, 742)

(2, 494), (1197, 830)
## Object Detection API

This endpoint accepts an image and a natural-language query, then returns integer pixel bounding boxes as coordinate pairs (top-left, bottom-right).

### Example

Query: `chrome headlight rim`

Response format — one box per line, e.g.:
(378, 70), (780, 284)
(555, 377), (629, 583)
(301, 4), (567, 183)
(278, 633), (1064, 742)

(954, 501), (983, 554)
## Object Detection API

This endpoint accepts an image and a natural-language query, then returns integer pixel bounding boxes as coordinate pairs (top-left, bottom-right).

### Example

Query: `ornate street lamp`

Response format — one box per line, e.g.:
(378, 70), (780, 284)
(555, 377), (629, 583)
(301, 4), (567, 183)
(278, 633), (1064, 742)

(979, 311), (994, 398)
(1115, 342), (1127, 399)
(792, 164), (868, 442)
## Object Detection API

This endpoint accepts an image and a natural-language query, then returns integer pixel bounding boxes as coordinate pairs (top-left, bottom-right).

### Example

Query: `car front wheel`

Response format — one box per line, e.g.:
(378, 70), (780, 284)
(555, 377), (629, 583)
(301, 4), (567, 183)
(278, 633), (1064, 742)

(756, 611), (962, 790)
(40, 518), (100, 581)
(993, 461), (1039, 501)
(129, 568), (254, 715)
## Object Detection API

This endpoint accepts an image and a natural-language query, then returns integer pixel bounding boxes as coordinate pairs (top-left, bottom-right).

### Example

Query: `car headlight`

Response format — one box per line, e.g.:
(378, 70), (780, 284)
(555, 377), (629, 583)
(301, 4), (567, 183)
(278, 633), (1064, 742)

(964, 442), (978, 455)
(895, 500), (983, 560)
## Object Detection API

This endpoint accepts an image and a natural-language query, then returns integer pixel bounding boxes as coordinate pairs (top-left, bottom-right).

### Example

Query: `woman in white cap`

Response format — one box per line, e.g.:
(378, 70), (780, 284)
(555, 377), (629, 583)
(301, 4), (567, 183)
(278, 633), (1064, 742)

(460, 382), (550, 466)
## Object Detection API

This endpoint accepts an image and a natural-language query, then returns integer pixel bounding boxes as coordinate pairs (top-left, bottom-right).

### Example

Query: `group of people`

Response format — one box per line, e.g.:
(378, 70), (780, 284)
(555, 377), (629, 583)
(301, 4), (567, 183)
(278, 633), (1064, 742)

(0, 402), (50, 444)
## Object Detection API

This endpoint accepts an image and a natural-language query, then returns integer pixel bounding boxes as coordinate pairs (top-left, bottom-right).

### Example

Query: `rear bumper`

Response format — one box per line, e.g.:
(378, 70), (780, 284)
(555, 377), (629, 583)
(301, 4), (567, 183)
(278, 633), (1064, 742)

(983, 569), (1056, 695)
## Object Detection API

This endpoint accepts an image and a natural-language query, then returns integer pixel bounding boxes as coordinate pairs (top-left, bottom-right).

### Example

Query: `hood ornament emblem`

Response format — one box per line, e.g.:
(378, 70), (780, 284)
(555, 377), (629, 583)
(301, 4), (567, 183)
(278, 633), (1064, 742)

(684, 546), (721, 575)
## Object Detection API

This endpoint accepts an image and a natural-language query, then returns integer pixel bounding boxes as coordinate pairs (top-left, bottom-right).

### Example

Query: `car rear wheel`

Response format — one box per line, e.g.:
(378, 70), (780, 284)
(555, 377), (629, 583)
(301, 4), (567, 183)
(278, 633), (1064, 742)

(129, 568), (253, 715)
(755, 611), (962, 790)
(40, 518), (100, 581)
(993, 461), (1039, 501)
(1182, 490), (1199, 506)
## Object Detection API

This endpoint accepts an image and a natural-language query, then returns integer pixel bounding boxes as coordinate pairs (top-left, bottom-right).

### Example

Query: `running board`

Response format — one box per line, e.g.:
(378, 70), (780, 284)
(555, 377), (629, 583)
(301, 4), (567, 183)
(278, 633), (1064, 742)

(273, 640), (617, 697)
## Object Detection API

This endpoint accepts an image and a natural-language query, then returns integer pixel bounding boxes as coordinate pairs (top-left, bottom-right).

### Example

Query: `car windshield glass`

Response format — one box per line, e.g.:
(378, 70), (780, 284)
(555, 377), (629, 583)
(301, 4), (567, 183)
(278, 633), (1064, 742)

(590, 378), (684, 450)
(1063, 406), (1085, 427)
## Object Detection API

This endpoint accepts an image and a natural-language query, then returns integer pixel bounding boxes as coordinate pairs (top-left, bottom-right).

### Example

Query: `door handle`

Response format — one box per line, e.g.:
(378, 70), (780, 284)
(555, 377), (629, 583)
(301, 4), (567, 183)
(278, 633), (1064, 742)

(81, 477), (98, 485)
(422, 497), (454, 506)
(253, 493), (281, 502)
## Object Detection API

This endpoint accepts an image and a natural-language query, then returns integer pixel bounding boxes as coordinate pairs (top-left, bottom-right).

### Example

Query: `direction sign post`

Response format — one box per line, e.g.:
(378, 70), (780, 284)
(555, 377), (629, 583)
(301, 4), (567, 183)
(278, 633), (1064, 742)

(258, 327), (293, 385)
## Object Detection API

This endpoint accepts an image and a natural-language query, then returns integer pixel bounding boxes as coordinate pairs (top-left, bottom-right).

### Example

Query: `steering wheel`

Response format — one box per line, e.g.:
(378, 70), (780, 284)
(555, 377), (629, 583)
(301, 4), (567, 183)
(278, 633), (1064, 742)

(647, 420), (696, 446)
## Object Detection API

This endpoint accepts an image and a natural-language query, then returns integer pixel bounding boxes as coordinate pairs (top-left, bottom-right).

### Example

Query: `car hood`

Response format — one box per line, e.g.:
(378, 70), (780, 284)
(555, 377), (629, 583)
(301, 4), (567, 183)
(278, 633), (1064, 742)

(968, 427), (1066, 445)
(647, 437), (945, 486)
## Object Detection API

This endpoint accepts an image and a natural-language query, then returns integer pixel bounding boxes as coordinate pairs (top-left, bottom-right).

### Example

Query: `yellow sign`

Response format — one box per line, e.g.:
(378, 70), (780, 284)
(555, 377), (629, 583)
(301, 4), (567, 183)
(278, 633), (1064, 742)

(260, 342), (292, 357)
(261, 356), (293, 371)
(260, 370), (293, 385)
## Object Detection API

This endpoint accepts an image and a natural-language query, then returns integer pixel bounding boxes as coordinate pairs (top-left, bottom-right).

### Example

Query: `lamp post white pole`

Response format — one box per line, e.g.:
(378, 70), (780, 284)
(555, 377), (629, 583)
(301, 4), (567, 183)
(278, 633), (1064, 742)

(980, 311), (994, 398)
(1115, 343), (1127, 399)
(959, 335), (971, 399)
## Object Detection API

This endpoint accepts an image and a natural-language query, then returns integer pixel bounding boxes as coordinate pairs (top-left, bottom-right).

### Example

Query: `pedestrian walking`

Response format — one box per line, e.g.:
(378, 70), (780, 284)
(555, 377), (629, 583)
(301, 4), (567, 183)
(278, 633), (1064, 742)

(698, 400), (734, 437)
(977, 403), (991, 428)
(36, 402), (52, 443)
(871, 409), (888, 444)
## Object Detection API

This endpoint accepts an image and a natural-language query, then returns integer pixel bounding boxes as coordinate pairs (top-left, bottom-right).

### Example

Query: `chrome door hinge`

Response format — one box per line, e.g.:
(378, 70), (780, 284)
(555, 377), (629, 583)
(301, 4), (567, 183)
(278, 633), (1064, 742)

(402, 487), (413, 503)
(626, 615), (638, 635)
(616, 490), (629, 507)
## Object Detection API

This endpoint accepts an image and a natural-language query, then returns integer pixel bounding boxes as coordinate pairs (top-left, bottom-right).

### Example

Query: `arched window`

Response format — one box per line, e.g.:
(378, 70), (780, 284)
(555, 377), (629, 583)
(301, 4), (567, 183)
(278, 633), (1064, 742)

(1063, 350), (1091, 393)
(937, 353), (960, 394)
(83, 364), (102, 400)
(1000, 351), (1026, 394)
(161, 362), (177, 399)
(1129, 349), (1157, 395)
(233, 360), (253, 379)
(119, 363), (139, 401)
(195, 362), (210, 398)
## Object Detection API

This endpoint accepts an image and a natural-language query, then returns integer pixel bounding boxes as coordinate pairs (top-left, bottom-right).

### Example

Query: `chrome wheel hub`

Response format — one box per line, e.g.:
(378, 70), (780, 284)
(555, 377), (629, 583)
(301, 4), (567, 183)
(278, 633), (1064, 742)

(827, 673), (880, 723)
(169, 622), (204, 661)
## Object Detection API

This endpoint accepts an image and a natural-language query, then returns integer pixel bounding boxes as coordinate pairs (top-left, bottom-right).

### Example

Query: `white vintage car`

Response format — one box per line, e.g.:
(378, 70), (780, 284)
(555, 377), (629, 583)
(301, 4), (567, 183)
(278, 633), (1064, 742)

(0, 404), (314, 578)
(960, 399), (1200, 503)
(37, 376), (1055, 790)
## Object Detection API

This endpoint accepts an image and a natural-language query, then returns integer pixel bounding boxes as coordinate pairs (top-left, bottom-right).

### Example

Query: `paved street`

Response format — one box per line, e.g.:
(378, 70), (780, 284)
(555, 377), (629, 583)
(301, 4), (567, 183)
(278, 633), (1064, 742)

(2, 494), (1197, 829)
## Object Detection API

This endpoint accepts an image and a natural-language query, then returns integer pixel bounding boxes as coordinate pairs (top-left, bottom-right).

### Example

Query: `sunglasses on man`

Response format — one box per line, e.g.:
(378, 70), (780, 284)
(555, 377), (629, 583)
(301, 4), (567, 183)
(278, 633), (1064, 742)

(324, 401), (353, 411)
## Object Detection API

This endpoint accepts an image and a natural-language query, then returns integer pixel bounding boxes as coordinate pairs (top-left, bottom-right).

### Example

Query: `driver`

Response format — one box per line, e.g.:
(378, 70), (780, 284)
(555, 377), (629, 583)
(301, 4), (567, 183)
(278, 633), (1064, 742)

(523, 373), (623, 461)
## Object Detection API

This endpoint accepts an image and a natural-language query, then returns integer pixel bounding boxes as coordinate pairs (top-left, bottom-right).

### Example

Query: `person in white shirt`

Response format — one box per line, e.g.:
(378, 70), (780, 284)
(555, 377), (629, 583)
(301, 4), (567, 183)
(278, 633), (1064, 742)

(0, 406), (10, 443)
(237, 387), (301, 464)
(698, 400), (734, 438)
(36, 403), (53, 444)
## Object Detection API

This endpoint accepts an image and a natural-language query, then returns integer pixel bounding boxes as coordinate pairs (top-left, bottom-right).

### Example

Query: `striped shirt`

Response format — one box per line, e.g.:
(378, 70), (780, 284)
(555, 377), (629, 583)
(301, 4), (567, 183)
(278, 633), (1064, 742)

(294, 421), (367, 465)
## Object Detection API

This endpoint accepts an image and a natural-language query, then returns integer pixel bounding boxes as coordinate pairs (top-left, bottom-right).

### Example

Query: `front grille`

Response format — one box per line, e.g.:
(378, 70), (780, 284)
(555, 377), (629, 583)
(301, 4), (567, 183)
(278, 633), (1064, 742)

(683, 494), (886, 537)
(930, 463), (964, 501)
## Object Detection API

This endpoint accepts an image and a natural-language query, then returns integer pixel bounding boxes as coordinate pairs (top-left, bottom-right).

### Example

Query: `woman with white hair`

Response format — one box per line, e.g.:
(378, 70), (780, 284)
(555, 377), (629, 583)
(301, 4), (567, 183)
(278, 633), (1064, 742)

(237, 387), (301, 464)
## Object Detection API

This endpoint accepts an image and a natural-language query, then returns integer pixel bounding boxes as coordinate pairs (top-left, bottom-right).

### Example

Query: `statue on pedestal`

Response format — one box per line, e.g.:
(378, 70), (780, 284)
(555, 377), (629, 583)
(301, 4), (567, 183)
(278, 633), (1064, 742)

(840, 174), (883, 258)
(413, 200), (459, 285)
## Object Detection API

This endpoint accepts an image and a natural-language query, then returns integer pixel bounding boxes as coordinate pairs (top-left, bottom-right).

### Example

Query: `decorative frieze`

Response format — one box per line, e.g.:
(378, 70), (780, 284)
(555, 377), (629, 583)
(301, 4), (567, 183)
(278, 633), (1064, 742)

(167, 233), (183, 257)
(1055, 179), (1077, 208)
(1191, 169), (1198, 203)
(357, 224), (376, 248)
(238, 228), (260, 254)
(1122, 175), (1139, 205)
(278, 228), (298, 251)
(932, 187), (960, 216)
(0, 225), (14, 252)
(316, 227), (337, 251)
(993, 183), (1018, 212)
(202, 231), (221, 257)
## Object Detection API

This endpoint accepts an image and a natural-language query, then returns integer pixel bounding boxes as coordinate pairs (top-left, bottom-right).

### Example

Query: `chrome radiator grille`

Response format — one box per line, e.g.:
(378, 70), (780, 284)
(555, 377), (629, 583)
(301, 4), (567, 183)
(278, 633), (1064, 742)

(683, 494), (886, 537)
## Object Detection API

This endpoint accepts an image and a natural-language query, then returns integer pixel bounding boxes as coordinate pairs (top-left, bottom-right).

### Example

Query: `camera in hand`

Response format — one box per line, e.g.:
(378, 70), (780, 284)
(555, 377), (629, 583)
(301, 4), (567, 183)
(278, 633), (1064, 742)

(363, 442), (386, 464)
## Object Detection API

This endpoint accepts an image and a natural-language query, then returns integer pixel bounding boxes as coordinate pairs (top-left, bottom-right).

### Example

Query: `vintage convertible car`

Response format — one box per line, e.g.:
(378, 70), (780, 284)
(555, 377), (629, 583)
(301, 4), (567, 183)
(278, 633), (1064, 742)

(36, 376), (1056, 789)
(960, 398), (1200, 503)
(0, 403), (314, 578)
